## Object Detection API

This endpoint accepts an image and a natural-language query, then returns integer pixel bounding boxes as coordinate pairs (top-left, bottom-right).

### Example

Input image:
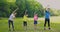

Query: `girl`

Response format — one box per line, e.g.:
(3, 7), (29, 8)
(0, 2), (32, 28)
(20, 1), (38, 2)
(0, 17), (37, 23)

(34, 14), (38, 30)
(8, 8), (18, 31)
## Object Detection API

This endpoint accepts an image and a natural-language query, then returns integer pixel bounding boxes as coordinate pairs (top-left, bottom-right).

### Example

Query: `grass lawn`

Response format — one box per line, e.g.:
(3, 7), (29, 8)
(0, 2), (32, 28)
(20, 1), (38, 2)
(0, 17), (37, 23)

(0, 17), (60, 32)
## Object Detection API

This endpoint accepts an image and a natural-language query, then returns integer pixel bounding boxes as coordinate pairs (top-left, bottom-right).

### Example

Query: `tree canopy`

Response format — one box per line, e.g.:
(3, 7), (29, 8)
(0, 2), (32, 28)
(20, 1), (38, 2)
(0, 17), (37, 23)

(0, 0), (44, 17)
(0, 0), (60, 17)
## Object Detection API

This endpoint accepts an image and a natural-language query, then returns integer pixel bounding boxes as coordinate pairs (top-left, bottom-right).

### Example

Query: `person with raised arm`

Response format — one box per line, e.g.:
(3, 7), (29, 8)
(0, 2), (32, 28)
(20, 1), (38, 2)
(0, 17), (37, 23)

(8, 8), (19, 31)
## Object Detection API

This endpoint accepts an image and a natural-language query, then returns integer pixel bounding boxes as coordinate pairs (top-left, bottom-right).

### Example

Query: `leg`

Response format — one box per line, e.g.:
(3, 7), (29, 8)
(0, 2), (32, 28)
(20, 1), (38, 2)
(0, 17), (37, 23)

(23, 21), (27, 30)
(25, 22), (27, 30)
(34, 21), (37, 30)
(34, 24), (37, 32)
(34, 24), (37, 30)
(8, 20), (11, 31)
(23, 21), (25, 30)
(44, 19), (47, 30)
(11, 21), (14, 31)
(44, 19), (47, 27)
(48, 19), (50, 29)
(23, 21), (25, 26)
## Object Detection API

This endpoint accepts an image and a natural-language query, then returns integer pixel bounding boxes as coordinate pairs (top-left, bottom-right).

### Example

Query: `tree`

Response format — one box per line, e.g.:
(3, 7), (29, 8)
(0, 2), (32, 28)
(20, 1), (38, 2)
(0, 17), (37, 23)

(0, 0), (44, 17)
(16, 0), (44, 17)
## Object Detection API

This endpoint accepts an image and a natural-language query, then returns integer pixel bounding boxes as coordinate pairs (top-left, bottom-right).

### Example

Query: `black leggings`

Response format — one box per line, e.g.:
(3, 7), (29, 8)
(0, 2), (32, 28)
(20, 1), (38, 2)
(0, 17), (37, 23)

(8, 20), (14, 29)
(44, 18), (50, 27)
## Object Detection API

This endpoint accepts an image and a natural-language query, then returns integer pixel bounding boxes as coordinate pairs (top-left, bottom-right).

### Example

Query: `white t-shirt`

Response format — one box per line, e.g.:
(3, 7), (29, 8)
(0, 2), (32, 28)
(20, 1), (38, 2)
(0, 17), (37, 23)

(9, 14), (15, 21)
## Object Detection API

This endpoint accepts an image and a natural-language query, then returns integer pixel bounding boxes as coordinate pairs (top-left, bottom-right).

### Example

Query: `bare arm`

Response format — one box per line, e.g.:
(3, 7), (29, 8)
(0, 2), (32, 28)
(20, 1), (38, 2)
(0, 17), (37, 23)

(12, 8), (19, 14)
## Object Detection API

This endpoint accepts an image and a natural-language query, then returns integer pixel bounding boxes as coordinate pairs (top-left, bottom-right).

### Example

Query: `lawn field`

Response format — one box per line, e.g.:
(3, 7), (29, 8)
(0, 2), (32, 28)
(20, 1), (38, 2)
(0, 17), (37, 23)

(0, 17), (60, 32)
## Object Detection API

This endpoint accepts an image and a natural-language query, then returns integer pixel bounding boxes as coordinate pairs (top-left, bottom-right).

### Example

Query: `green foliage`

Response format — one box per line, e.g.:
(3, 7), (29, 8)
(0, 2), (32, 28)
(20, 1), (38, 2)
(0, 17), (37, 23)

(0, 0), (44, 17)
(0, 2), (10, 17)
(50, 9), (60, 16)
(1, 0), (60, 17)
(16, 0), (44, 17)
(0, 0), (17, 17)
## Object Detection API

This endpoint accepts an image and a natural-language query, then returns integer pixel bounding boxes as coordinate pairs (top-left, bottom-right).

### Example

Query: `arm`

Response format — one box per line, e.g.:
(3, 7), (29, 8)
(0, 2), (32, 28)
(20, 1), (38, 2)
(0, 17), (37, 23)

(12, 8), (19, 14)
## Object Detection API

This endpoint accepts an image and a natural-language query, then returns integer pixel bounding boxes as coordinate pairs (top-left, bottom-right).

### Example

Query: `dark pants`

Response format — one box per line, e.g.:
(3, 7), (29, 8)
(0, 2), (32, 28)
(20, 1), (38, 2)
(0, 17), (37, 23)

(8, 20), (14, 29)
(44, 18), (50, 27)
(34, 20), (37, 24)
(23, 21), (27, 26)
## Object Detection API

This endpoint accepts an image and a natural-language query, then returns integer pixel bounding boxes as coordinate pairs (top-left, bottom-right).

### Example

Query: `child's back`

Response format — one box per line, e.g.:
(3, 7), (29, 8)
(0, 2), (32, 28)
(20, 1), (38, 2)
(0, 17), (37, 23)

(23, 14), (28, 27)
(34, 14), (38, 21)
(23, 15), (28, 21)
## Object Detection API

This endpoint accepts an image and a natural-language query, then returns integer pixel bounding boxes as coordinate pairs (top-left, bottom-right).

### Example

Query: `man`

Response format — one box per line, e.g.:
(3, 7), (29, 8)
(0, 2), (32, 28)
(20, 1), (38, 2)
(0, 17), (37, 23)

(44, 7), (51, 30)
(8, 8), (18, 31)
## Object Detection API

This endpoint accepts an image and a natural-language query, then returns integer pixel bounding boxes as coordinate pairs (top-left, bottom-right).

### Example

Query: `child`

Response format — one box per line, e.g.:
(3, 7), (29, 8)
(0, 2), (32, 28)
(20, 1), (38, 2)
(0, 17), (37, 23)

(8, 13), (17, 31)
(44, 8), (51, 30)
(34, 13), (38, 30)
(8, 8), (18, 31)
(23, 13), (28, 30)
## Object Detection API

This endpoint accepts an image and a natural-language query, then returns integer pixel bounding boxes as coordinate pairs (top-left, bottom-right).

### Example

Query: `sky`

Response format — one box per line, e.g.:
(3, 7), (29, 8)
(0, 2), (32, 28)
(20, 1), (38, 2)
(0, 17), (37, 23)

(36, 0), (60, 10)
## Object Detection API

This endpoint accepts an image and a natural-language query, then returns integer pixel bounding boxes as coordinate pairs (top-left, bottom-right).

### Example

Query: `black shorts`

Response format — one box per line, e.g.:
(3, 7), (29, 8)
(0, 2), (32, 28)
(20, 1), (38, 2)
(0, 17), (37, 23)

(23, 21), (27, 26)
(34, 21), (37, 24)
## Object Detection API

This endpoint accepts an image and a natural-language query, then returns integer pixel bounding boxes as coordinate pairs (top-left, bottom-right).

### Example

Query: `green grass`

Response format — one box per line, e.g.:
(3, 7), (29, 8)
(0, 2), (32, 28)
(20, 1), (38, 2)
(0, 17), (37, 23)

(0, 18), (60, 32)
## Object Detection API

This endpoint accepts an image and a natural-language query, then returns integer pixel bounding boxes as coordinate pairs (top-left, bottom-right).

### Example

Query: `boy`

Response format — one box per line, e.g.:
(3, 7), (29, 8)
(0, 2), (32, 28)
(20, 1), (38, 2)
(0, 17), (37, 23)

(44, 8), (51, 30)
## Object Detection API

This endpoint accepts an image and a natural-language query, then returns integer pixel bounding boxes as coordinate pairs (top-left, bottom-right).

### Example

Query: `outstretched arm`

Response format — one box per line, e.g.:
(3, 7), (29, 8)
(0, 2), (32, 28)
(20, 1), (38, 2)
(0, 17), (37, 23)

(12, 8), (19, 14)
